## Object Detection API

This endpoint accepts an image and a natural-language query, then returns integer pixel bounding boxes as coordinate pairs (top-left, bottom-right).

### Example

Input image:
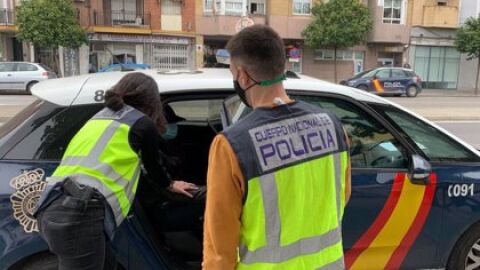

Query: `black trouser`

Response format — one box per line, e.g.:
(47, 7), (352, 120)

(37, 192), (106, 270)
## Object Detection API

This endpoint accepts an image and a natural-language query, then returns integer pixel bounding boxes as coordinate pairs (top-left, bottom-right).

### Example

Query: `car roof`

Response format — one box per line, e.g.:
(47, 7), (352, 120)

(30, 68), (480, 157)
(31, 68), (389, 106)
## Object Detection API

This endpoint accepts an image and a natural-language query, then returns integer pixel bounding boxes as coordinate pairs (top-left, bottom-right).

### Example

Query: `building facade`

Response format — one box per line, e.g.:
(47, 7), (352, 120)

(457, 0), (479, 90)
(0, 0), (20, 62)
(406, 0), (462, 90)
(196, 0), (367, 82)
(1, 0), (201, 76)
(78, 0), (199, 75)
(364, 0), (409, 69)
(196, 0), (414, 83)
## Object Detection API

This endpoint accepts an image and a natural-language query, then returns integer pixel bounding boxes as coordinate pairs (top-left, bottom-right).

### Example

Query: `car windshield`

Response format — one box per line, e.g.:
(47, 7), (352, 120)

(352, 69), (377, 79)
(351, 69), (371, 79)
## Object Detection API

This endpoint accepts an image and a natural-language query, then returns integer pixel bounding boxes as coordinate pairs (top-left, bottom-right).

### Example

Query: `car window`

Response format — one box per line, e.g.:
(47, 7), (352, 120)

(380, 106), (479, 162)
(5, 104), (102, 160)
(16, 63), (39, 71)
(352, 69), (370, 79)
(0, 99), (42, 140)
(391, 69), (407, 78)
(375, 69), (391, 79)
(360, 69), (377, 78)
(0, 63), (16, 72)
(294, 95), (408, 169)
(169, 99), (224, 121)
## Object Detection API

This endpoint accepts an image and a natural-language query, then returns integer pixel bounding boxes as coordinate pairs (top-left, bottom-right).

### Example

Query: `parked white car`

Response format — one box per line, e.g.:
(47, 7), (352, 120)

(0, 62), (57, 93)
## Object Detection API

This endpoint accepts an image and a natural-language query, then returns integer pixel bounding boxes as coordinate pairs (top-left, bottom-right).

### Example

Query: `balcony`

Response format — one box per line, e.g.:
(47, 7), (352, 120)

(422, 6), (458, 28)
(0, 8), (14, 25)
(92, 10), (150, 28)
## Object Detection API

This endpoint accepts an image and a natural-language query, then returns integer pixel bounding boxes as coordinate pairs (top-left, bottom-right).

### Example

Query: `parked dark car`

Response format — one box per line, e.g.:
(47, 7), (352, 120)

(340, 67), (423, 97)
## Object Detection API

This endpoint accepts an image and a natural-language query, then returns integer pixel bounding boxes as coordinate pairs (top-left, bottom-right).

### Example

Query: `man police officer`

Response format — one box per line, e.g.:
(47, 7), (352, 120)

(203, 25), (351, 269)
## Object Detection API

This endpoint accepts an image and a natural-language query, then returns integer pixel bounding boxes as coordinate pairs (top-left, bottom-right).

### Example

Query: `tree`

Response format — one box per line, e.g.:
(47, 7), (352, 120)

(16, 0), (87, 77)
(302, 0), (372, 83)
(455, 17), (480, 95)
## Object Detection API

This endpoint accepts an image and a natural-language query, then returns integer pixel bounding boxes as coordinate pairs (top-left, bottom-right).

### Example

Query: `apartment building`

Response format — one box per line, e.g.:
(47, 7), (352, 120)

(364, 0), (409, 69)
(457, 0), (479, 91)
(0, 0), (201, 76)
(196, 0), (418, 82)
(0, 0), (20, 62)
(405, 0), (462, 89)
(75, 0), (199, 75)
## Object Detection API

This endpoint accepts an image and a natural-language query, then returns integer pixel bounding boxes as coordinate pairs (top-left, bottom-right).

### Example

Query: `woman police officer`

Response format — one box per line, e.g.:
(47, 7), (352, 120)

(34, 72), (197, 270)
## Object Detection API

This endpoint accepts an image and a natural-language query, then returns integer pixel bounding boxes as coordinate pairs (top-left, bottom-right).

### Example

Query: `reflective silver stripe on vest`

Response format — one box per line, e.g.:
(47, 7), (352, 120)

(239, 153), (345, 264)
(59, 121), (135, 187)
(316, 258), (345, 270)
(51, 108), (142, 226)
(333, 153), (343, 222)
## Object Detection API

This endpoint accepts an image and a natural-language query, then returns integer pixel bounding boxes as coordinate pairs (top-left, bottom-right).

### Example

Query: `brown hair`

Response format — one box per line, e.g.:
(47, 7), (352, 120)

(105, 72), (166, 133)
(226, 25), (286, 81)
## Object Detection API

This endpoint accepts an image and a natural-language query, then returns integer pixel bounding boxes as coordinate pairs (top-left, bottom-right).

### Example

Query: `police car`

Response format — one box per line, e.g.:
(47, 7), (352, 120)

(0, 69), (479, 270)
(340, 67), (423, 97)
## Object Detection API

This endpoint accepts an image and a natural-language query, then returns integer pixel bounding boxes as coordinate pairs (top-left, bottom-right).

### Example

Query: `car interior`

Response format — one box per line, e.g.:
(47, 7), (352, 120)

(136, 94), (227, 269)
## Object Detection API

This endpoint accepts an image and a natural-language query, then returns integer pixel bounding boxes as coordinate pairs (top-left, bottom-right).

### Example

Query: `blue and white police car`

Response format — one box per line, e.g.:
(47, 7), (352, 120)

(340, 67), (423, 97)
(0, 69), (479, 270)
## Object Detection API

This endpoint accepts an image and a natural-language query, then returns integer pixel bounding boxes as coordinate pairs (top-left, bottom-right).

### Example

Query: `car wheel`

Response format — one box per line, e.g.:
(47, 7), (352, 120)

(447, 223), (480, 270)
(11, 252), (58, 270)
(357, 85), (368, 91)
(26, 81), (38, 94)
(406, 85), (419, 97)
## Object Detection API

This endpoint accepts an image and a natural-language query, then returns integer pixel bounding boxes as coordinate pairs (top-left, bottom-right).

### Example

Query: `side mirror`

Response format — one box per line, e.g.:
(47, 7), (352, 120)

(409, 154), (432, 185)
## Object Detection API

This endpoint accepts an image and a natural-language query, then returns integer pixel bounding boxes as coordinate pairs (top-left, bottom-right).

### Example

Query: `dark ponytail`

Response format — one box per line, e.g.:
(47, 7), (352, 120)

(105, 90), (125, 111)
(104, 72), (165, 132)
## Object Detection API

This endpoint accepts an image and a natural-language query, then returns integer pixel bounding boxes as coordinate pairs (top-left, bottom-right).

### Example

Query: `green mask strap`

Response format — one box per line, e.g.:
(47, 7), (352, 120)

(258, 73), (287, 87)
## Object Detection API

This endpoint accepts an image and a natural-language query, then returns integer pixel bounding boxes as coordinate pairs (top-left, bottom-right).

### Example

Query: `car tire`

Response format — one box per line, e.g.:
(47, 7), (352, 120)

(357, 85), (368, 91)
(26, 81), (38, 95)
(11, 252), (58, 270)
(447, 223), (480, 270)
(406, 85), (419, 97)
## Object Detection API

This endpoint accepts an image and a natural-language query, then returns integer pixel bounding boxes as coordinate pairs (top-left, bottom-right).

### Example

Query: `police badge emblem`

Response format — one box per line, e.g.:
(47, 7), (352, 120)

(9, 169), (47, 233)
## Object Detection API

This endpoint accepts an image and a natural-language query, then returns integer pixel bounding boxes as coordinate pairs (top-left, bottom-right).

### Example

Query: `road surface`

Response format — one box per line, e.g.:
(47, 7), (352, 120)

(437, 121), (480, 149)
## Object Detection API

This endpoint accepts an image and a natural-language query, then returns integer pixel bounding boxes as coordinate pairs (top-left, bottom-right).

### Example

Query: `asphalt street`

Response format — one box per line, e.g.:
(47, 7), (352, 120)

(437, 121), (480, 149)
(0, 94), (478, 148)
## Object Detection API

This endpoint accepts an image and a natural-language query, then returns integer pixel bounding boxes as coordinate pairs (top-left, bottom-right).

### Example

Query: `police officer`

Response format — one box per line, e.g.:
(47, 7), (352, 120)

(203, 25), (351, 270)
(35, 72), (197, 270)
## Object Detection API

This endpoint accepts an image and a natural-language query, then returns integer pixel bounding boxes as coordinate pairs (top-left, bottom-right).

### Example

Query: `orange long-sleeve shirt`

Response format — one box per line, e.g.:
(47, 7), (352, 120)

(203, 134), (244, 270)
(203, 130), (352, 270)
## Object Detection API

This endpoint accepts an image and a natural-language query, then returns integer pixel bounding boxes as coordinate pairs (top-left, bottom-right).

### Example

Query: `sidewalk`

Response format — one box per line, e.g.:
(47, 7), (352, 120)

(419, 89), (479, 97)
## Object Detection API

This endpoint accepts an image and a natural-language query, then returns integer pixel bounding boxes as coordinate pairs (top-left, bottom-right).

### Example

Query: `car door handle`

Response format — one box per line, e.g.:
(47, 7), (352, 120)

(7, 74), (11, 76)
